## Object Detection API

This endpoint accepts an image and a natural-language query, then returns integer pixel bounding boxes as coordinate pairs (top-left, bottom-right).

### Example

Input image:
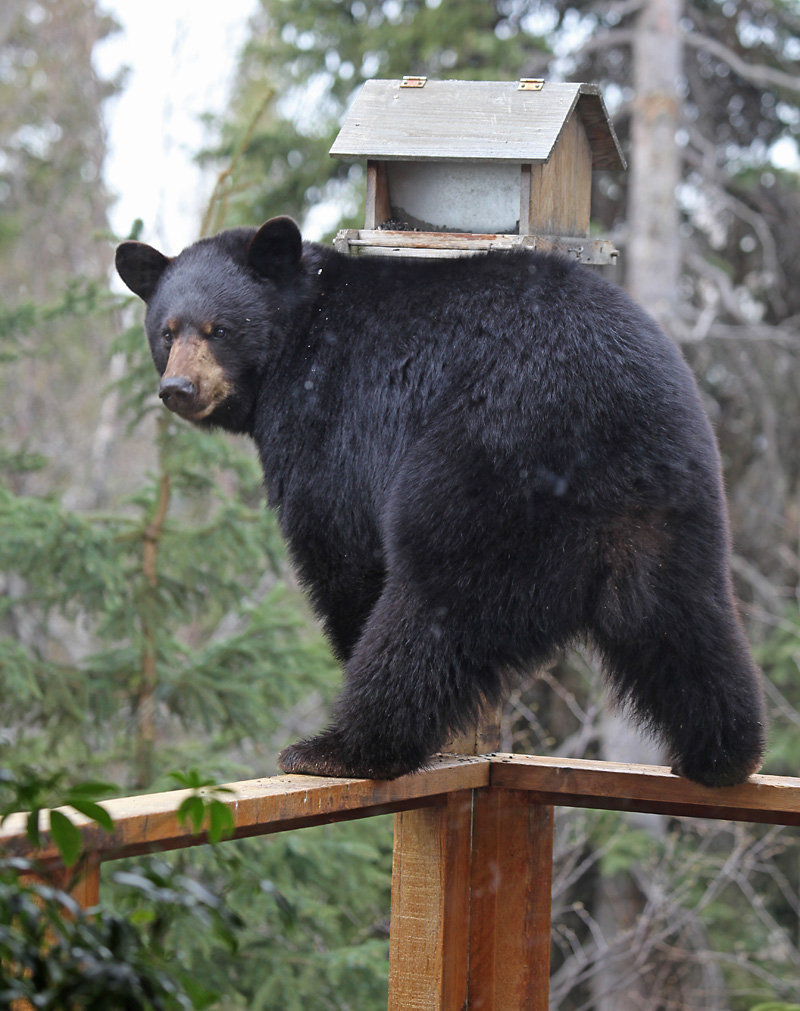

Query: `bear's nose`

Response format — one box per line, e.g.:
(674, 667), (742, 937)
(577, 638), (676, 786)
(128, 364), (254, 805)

(159, 376), (196, 411)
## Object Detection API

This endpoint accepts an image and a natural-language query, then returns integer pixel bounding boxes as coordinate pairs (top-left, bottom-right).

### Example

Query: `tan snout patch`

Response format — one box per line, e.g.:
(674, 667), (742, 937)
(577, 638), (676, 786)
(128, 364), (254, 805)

(164, 336), (232, 420)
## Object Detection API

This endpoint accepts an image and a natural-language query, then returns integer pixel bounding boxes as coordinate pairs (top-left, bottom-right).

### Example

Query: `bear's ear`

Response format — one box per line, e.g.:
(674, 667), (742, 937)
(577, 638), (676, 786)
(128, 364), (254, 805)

(115, 242), (171, 302)
(247, 216), (303, 280)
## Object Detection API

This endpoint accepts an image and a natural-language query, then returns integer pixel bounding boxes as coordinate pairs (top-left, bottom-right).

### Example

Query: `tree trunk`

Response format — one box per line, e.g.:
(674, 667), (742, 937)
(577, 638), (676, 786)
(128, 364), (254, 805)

(591, 2), (691, 1007)
(626, 0), (683, 321)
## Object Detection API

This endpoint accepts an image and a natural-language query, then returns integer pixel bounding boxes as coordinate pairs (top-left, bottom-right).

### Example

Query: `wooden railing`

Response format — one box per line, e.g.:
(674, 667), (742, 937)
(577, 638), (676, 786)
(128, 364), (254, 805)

(3, 754), (800, 1010)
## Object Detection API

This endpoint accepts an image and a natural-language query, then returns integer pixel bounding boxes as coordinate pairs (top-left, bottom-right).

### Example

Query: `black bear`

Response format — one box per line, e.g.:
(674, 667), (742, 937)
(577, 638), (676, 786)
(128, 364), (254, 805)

(115, 216), (766, 787)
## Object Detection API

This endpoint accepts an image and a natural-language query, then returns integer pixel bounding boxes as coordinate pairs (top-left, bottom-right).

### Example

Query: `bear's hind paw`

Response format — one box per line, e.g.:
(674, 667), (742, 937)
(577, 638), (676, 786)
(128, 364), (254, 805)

(670, 749), (763, 788)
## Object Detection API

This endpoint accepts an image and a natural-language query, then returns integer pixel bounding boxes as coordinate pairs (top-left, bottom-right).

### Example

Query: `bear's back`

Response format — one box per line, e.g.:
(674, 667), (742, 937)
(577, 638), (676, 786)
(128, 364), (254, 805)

(312, 248), (703, 458)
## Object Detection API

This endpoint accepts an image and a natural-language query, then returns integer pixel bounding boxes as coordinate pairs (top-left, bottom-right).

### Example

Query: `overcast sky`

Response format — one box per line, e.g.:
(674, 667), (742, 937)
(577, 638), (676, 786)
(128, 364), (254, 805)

(95, 1), (258, 254)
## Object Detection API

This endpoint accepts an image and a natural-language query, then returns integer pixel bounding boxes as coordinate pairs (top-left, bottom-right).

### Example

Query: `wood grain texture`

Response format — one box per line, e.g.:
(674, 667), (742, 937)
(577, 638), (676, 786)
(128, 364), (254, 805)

(387, 707), (500, 1009)
(330, 80), (625, 170)
(528, 112), (592, 236)
(343, 230), (536, 250)
(388, 791), (474, 1011)
(575, 88), (627, 170)
(5, 754), (795, 872)
(519, 164), (532, 235)
(365, 160), (391, 228)
(489, 755), (800, 825)
(0, 756), (490, 865)
(55, 853), (101, 908)
(333, 229), (619, 264)
(469, 790), (553, 1011)
(5, 754), (796, 872)
(443, 701), (502, 758)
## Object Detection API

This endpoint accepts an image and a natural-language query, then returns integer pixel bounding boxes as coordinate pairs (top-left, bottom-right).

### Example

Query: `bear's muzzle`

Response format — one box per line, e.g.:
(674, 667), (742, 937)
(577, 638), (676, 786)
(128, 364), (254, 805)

(159, 334), (232, 421)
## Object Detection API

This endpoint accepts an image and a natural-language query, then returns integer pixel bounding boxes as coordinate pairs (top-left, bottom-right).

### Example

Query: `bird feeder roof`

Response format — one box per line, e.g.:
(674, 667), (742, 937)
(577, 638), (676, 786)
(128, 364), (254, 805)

(330, 79), (626, 171)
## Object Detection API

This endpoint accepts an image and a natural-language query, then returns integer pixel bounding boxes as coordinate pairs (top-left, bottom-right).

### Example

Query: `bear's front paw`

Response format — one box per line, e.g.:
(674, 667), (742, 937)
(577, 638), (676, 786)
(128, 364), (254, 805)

(278, 731), (419, 780)
(278, 734), (356, 778)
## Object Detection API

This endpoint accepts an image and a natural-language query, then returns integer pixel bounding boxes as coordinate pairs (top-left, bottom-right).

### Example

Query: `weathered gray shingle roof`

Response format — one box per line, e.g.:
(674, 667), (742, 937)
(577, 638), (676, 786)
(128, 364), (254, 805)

(330, 80), (625, 170)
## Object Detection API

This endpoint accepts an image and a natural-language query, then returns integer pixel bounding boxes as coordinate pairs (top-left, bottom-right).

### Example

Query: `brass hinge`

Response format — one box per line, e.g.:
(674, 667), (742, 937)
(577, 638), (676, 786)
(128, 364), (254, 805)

(518, 78), (545, 91)
(400, 75), (427, 88)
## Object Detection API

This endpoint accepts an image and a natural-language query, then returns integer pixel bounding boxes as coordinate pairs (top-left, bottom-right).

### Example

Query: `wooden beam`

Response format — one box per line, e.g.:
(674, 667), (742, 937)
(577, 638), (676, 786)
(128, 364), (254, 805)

(5, 754), (800, 871)
(489, 755), (800, 826)
(0, 757), (490, 865)
(333, 229), (619, 264)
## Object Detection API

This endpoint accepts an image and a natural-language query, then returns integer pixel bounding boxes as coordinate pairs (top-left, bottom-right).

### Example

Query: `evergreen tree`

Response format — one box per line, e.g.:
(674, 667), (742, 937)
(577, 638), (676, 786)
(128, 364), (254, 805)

(1, 263), (394, 1010)
(1, 6), (394, 1006)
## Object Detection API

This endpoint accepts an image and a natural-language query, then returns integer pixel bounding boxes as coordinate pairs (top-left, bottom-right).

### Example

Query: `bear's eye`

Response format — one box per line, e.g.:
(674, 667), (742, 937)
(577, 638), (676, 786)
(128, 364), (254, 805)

(163, 330), (173, 345)
(212, 327), (227, 340)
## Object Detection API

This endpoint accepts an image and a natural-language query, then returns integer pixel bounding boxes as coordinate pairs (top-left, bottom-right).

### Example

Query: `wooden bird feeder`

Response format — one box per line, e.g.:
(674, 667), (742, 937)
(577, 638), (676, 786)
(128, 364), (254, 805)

(330, 78), (625, 263)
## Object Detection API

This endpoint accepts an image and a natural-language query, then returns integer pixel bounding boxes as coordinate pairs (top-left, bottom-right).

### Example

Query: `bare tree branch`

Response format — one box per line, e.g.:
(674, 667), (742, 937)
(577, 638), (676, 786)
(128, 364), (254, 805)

(684, 144), (788, 310)
(570, 27), (636, 63)
(685, 250), (752, 324)
(700, 320), (800, 346)
(683, 28), (800, 94)
(589, 0), (646, 20)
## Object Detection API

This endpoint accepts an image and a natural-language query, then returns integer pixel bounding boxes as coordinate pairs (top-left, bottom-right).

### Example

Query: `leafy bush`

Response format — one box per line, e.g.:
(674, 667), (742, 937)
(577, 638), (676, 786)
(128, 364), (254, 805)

(0, 857), (241, 1010)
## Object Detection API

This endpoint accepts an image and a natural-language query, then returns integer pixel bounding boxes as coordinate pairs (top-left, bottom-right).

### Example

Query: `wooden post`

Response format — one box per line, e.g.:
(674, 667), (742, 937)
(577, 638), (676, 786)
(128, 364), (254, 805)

(447, 706), (554, 1009)
(388, 791), (474, 1010)
(443, 702), (502, 758)
(388, 705), (501, 1009)
(20, 852), (101, 909)
(52, 853), (101, 908)
(10, 856), (102, 1011)
(389, 709), (554, 1010)
(468, 791), (554, 1010)
(365, 160), (391, 229)
(519, 164), (532, 235)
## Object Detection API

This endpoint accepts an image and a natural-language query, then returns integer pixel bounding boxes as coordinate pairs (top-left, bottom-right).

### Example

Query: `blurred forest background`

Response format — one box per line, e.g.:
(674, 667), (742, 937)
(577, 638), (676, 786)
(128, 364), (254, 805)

(2, 0), (800, 1007)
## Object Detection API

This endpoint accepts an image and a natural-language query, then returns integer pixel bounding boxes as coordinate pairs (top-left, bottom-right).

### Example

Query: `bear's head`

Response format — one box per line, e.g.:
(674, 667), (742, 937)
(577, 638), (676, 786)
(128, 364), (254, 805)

(115, 216), (304, 432)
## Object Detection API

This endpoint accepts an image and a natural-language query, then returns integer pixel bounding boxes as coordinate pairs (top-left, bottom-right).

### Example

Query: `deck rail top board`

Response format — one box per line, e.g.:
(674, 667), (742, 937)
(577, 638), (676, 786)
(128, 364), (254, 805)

(3, 754), (800, 865)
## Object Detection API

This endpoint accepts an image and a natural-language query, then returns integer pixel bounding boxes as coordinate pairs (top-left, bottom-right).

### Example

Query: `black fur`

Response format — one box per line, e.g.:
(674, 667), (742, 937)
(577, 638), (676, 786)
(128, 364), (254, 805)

(115, 217), (766, 786)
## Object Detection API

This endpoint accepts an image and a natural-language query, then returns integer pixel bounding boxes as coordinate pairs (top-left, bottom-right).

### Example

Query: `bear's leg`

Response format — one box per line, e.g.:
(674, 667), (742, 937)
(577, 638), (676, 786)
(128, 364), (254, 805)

(278, 576), (505, 779)
(592, 531), (766, 787)
(307, 565), (386, 663)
